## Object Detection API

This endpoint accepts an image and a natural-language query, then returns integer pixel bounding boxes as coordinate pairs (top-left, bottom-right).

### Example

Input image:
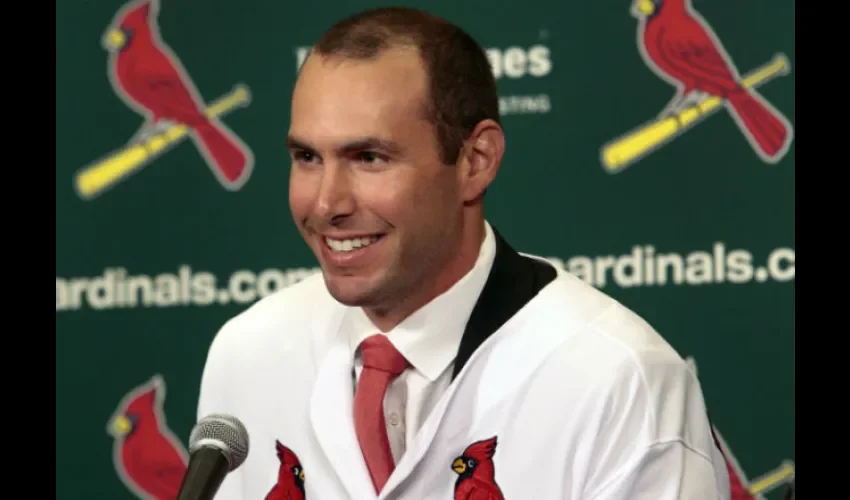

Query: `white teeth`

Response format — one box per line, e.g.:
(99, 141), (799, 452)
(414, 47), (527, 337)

(325, 235), (380, 252)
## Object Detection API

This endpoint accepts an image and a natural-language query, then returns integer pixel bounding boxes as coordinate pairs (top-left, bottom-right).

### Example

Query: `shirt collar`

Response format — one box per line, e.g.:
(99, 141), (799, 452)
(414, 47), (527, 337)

(346, 221), (497, 381)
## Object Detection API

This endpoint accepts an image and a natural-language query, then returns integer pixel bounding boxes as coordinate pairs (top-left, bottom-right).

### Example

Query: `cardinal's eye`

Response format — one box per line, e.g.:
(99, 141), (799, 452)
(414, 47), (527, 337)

(467, 459), (477, 468)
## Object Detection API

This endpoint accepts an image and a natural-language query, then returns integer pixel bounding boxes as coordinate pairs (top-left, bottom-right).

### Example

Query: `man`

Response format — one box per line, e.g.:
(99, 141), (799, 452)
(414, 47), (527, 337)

(784, 480), (795, 500)
(197, 7), (731, 499)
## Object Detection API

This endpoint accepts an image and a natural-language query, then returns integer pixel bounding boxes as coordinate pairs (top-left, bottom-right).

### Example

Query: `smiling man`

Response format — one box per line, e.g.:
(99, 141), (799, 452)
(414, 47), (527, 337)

(285, 41), (492, 333)
(196, 7), (731, 500)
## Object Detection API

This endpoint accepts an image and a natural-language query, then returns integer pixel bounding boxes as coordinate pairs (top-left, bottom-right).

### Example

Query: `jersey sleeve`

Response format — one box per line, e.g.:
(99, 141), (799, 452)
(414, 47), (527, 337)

(195, 319), (245, 500)
(585, 440), (730, 499)
(581, 350), (731, 499)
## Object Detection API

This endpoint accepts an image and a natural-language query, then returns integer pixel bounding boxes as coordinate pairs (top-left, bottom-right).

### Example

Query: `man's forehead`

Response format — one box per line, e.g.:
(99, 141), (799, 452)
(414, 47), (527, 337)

(295, 46), (427, 97)
(307, 45), (422, 72)
(290, 47), (432, 143)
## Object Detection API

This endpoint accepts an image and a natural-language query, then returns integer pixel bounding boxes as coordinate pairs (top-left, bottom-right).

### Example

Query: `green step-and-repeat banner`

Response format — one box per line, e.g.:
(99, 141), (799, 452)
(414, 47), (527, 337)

(56, 0), (794, 498)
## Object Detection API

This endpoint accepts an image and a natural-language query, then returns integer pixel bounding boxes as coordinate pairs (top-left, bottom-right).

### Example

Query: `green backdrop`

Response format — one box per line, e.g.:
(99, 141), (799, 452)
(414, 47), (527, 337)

(56, 0), (795, 498)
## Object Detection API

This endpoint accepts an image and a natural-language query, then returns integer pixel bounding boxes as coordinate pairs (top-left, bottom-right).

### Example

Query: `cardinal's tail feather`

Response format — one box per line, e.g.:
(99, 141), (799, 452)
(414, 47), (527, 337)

(191, 121), (252, 187)
(722, 453), (759, 500)
(726, 90), (791, 163)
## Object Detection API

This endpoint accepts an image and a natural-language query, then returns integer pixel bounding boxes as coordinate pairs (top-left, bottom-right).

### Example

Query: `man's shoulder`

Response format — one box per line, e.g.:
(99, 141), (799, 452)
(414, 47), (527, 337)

(197, 272), (340, 413)
(522, 270), (724, 499)
(207, 271), (340, 357)
(535, 265), (689, 377)
(529, 268), (701, 425)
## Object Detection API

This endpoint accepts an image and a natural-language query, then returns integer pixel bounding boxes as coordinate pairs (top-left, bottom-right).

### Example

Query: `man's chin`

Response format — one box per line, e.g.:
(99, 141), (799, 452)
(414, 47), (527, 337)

(322, 272), (379, 307)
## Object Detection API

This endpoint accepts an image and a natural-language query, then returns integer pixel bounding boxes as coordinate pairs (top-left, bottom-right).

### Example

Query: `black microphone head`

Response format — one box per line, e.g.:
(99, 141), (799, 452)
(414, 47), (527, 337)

(188, 414), (250, 472)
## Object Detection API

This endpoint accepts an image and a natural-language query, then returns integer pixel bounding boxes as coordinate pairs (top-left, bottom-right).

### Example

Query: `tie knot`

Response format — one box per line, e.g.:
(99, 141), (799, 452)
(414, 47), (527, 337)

(359, 334), (409, 376)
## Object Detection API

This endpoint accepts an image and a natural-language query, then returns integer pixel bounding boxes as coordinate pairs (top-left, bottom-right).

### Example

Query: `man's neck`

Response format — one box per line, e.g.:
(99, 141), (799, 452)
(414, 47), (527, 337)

(365, 218), (486, 332)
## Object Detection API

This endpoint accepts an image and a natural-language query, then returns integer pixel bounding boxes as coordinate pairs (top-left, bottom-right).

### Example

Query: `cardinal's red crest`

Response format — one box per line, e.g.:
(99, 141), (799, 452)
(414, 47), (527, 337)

(265, 440), (306, 500)
(107, 374), (189, 500)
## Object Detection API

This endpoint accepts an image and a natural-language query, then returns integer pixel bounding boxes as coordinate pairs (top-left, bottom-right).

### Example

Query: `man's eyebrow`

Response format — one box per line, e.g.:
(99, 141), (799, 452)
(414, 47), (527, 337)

(338, 137), (403, 155)
(286, 136), (314, 151)
(286, 136), (404, 156)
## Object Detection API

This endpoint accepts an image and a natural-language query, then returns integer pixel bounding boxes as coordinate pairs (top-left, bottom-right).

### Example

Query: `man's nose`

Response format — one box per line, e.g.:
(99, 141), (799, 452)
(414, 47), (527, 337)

(314, 164), (355, 222)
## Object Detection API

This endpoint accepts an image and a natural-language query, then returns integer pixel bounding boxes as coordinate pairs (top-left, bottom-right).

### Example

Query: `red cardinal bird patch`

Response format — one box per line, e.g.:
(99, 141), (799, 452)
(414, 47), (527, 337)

(107, 374), (189, 500)
(600, 0), (793, 173)
(75, 0), (254, 200)
(265, 441), (306, 500)
(452, 436), (505, 500)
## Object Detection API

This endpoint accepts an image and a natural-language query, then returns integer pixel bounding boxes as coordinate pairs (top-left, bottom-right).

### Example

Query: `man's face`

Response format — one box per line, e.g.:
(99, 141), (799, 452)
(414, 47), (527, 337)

(287, 47), (464, 311)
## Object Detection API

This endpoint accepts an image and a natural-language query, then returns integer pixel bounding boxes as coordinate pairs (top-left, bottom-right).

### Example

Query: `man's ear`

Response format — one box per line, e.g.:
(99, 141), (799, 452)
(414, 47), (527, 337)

(457, 119), (505, 203)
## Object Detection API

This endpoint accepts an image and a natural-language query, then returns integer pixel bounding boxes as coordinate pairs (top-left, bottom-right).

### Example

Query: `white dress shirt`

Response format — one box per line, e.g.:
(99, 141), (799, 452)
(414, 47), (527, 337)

(346, 222), (497, 463)
(198, 218), (731, 498)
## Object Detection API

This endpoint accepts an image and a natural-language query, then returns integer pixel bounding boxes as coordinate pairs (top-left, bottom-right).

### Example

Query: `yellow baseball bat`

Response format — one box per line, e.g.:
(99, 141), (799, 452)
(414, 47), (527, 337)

(749, 460), (794, 495)
(600, 53), (791, 173)
(74, 84), (252, 200)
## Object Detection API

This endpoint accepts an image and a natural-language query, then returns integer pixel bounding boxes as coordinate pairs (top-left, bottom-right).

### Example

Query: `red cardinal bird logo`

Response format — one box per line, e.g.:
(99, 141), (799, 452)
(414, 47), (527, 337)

(90, 0), (253, 197)
(685, 357), (795, 499)
(634, 0), (792, 160)
(451, 436), (505, 500)
(265, 440), (306, 500)
(600, 0), (793, 173)
(107, 375), (189, 500)
(713, 426), (795, 500)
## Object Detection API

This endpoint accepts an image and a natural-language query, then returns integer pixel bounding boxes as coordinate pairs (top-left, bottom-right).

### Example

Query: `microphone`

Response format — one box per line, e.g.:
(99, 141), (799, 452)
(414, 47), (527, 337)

(176, 413), (250, 500)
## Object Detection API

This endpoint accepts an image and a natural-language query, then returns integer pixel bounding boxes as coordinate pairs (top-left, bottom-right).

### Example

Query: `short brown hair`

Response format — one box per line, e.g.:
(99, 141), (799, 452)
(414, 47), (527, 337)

(309, 7), (500, 165)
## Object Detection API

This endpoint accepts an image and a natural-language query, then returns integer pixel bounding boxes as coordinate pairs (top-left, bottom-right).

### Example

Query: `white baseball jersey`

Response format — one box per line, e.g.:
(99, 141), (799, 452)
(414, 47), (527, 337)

(197, 224), (731, 499)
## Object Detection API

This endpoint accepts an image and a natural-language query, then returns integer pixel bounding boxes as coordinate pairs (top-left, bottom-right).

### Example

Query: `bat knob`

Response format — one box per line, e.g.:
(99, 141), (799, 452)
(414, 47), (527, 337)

(231, 84), (252, 107)
(773, 53), (791, 76)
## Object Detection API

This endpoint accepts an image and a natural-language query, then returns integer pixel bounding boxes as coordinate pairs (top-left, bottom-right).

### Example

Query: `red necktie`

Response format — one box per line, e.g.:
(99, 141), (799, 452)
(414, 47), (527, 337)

(353, 334), (410, 493)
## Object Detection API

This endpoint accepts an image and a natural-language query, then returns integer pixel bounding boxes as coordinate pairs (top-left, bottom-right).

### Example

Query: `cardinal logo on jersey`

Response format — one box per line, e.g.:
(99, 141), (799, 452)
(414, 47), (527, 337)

(74, 0), (254, 200)
(600, 0), (793, 173)
(451, 436), (505, 500)
(107, 374), (189, 499)
(265, 440), (306, 500)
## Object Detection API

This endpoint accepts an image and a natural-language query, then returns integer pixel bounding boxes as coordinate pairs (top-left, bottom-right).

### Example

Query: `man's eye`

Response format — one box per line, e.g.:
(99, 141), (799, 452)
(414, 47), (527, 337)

(358, 152), (384, 163)
(293, 151), (316, 162)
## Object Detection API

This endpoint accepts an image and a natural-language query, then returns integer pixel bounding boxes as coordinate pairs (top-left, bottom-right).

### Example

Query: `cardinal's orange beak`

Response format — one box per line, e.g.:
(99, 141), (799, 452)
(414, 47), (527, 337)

(102, 28), (127, 51)
(107, 415), (132, 437)
(631, 0), (656, 17)
(452, 457), (466, 474)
